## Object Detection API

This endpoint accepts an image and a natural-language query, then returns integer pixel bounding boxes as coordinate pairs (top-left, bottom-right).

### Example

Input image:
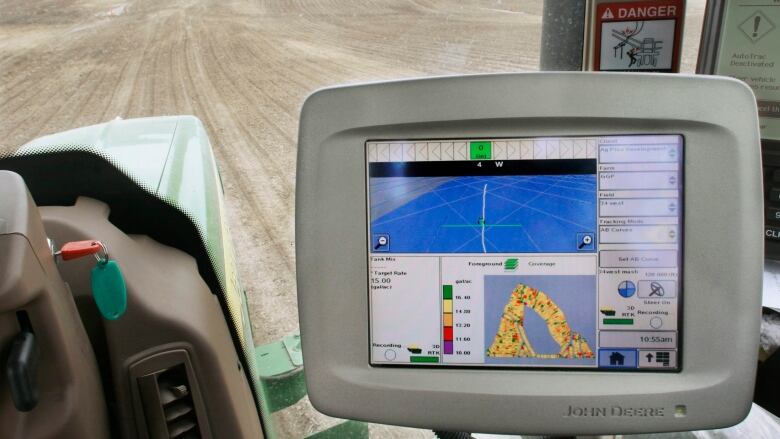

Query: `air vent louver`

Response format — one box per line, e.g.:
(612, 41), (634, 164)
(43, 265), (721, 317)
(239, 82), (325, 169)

(138, 362), (203, 439)
(157, 365), (200, 439)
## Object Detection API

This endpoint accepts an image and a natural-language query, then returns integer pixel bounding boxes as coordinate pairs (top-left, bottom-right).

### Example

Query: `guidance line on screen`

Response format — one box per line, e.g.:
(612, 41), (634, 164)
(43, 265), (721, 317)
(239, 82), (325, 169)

(481, 183), (488, 253)
(441, 224), (524, 228)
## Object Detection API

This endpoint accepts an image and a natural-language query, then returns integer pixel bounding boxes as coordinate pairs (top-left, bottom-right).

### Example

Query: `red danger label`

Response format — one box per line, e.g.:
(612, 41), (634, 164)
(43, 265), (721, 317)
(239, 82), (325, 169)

(594, 0), (684, 72)
(600, 2), (681, 21)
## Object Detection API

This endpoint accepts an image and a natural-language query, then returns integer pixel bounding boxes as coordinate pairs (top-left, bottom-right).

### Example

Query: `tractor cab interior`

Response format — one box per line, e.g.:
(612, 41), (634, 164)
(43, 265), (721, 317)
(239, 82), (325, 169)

(1, 2), (780, 438)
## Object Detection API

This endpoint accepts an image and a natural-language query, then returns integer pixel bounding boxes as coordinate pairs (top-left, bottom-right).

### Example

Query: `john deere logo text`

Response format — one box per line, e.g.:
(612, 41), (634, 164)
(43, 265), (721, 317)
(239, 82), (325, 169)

(565, 406), (665, 417)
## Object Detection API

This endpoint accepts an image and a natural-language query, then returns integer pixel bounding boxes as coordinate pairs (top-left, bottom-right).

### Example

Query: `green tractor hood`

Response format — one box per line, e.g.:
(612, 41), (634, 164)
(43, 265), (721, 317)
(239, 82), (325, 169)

(1, 115), (262, 424)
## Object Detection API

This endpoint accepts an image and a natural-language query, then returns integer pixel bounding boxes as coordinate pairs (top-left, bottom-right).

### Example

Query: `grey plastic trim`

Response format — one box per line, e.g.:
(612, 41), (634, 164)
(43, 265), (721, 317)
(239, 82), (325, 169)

(696, 0), (726, 74)
(296, 73), (762, 435)
(540, 0), (586, 71)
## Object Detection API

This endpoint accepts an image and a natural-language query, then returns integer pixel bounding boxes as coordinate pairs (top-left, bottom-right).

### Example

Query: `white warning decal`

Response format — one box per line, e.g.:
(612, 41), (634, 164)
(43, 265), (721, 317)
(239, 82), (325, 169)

(595, 1), (683, 72)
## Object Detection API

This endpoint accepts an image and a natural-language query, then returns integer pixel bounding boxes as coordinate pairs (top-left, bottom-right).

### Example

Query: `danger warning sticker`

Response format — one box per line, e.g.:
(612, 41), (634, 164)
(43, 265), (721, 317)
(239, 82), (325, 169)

(595, 0), (684, 72)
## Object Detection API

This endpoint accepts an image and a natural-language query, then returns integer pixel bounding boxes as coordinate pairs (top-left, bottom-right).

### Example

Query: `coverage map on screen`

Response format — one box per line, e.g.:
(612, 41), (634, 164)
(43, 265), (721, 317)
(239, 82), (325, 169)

(367, 135), (683, 370)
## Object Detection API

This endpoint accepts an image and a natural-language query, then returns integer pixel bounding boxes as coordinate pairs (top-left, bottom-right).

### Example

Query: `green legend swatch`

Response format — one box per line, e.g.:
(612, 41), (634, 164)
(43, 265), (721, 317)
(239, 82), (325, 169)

(410, 356), (439, 363)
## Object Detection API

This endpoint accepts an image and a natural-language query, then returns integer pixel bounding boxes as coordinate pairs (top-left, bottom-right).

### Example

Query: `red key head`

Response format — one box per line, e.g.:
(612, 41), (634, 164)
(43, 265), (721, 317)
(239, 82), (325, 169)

(60, 240), (103, 261)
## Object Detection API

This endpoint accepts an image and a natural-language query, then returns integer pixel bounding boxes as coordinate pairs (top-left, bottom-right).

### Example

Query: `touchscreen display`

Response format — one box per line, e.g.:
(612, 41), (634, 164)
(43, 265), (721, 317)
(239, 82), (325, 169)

(367, 135), (682, 370)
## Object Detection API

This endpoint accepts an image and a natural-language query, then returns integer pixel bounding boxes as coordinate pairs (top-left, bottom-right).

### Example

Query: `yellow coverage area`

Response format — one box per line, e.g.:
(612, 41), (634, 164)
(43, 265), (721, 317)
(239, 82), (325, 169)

(487, 284), (594, 359)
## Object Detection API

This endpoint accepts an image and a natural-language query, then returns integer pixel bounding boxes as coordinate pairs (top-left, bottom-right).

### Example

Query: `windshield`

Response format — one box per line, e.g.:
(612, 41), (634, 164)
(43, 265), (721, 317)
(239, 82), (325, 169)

(2, 1), (777, 438)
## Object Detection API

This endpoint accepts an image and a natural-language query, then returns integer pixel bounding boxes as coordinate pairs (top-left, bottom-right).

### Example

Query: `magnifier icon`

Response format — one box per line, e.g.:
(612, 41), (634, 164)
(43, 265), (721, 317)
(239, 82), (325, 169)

(578, 234), (592, 249)
(374, 236), (388, 250)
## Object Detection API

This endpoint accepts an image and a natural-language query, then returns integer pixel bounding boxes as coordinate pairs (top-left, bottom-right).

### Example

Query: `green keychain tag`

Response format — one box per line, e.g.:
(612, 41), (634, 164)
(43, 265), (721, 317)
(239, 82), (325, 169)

(91, 260), (127, 320)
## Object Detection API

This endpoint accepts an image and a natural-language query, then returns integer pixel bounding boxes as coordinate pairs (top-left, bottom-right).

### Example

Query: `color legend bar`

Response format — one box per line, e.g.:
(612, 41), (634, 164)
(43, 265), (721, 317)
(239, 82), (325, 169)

(443, 285), (454, 354)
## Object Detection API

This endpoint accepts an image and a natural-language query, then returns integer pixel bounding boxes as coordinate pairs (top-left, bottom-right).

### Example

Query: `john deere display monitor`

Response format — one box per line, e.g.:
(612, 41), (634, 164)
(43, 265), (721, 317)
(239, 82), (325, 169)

(296, 73), (762, 435)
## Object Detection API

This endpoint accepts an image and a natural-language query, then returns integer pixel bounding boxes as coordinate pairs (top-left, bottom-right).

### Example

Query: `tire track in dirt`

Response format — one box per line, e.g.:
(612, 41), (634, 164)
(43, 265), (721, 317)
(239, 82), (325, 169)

(180, 15), (296, 277)
(6, 67), (98, 140)
(168, 11), (194, 116)
(179, 38), (300, 347)
(123, 14), (163, 118)
(99, 59), (131, 121)
(200, 25), (297, 183)
(60, 69), (108, 131)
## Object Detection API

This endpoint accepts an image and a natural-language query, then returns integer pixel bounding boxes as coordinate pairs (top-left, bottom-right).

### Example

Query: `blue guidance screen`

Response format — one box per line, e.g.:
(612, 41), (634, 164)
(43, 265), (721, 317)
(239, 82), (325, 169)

(367, 135), (683, 371)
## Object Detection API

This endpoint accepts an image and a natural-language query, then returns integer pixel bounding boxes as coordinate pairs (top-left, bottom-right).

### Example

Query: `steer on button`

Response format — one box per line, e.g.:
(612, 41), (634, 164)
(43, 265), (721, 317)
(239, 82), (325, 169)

(768, 208), (780, 222)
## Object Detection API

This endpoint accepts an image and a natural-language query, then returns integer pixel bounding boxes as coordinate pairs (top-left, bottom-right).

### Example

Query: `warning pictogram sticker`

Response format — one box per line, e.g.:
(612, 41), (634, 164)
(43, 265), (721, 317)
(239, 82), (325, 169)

(594, 0), (685, 72)
(739, 10), (775, 44)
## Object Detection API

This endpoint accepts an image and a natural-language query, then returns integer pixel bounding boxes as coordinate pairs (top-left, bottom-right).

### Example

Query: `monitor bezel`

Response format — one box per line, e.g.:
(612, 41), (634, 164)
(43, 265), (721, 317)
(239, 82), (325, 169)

(296, 73), (761, 435)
